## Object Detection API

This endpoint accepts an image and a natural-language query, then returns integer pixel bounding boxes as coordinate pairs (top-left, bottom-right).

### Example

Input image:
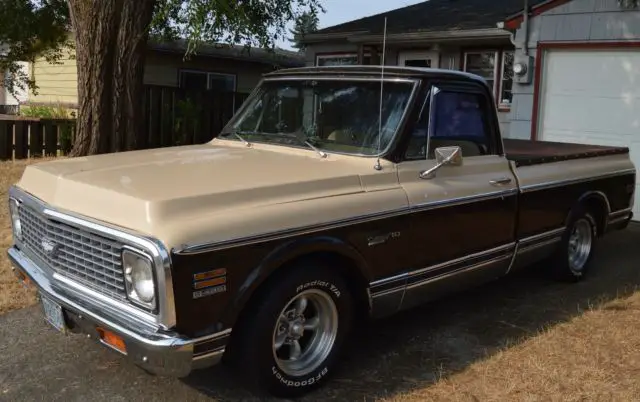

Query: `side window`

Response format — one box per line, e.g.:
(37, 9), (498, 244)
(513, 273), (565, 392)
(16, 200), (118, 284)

(428, 91), (492, 158)
(404, 96), (430, 160)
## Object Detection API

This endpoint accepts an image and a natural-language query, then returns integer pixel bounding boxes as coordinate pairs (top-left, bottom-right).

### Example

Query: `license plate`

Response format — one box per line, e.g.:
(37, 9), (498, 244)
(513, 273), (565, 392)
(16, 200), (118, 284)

(41, 294), (67, 334)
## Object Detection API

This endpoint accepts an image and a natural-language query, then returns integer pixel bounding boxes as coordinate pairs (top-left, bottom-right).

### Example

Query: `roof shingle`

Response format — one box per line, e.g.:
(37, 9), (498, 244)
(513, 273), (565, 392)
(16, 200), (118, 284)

(314, 0), (548, 36)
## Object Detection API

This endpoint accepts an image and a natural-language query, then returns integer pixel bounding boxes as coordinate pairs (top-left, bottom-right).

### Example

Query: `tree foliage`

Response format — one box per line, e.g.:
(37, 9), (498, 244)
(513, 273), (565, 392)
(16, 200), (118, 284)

(288, 10), (319, 51)
(0, 0), (72, 97)
(0, 0), (323, 156)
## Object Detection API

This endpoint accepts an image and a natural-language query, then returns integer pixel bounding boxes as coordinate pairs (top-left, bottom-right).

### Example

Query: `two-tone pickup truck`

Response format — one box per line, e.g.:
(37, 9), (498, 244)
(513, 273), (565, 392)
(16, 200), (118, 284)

(7, 66), (636, 397)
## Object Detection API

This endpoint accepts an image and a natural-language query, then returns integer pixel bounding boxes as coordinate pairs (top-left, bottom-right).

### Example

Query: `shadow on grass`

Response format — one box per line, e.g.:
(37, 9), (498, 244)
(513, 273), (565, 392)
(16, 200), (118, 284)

(182, 224), (640, 401)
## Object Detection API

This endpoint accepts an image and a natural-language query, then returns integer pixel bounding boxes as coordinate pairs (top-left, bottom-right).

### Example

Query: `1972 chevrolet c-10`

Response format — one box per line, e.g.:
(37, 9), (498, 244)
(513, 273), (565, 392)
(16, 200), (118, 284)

(7, 66), (636, 397)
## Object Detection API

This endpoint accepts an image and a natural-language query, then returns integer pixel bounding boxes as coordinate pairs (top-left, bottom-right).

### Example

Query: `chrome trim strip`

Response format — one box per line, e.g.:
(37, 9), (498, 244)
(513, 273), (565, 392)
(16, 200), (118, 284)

(370, 227), (568, 294)
(193, 348), (225, 361)
(370, 286), (405, 299)
(9, 185), (177, 330)
(55, 273), (159, 330)
(408, 243), (514, 278)
(519, 168), (636, 193)
(176, 190), (517, 254)
(609, 207), (633, 219)
(370, 272), (408, 288)
(518, 237), (562, 253)
(411, 188), (518, 210)
(263, 76), (419, 84)
(608, 215), (632, 226)
(505, 242), (519, 275)
(369, 243), (515, 294)
(191, 328), (232, 344)
(518, 228), (565, 246)
(406, 255), (512, 290)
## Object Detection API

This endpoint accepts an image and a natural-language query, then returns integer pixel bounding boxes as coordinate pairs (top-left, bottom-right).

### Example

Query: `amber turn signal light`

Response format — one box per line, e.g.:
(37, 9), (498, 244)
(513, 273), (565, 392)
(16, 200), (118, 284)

(96, 327), (127, 354)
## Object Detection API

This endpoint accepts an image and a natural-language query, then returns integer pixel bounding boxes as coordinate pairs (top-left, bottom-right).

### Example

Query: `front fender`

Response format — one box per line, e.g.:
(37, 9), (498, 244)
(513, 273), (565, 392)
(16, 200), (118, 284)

(221, 235), (372, 327)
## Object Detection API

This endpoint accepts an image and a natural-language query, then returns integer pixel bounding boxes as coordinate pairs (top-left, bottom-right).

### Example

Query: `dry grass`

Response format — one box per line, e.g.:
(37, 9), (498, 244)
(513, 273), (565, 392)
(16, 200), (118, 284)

(0, 158), (57, 314)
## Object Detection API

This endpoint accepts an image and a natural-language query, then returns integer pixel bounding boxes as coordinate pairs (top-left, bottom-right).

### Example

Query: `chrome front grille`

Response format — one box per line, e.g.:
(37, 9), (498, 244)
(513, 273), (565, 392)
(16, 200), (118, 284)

(18, 204), (127, 299)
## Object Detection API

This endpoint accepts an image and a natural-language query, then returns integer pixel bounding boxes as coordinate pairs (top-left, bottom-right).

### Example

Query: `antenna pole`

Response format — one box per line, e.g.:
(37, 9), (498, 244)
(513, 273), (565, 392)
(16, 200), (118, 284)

(374, 17), (388, 171)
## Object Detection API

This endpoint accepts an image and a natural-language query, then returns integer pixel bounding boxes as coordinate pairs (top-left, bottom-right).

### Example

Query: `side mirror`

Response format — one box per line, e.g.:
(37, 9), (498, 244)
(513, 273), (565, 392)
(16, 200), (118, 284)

(419, 146), (463, 179)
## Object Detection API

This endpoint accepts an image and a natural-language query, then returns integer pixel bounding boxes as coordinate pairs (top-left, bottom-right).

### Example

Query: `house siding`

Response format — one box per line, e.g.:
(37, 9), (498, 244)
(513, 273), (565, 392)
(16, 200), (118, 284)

(28, 49), (286, 107)
(508, 0), (640, 140)
(143, 52), (277, 93)
(29, 48), (78, 106)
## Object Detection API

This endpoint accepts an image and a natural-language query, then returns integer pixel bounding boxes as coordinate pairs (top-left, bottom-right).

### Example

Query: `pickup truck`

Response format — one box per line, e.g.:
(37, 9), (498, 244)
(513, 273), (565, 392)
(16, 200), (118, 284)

(7, 65), (636, 398)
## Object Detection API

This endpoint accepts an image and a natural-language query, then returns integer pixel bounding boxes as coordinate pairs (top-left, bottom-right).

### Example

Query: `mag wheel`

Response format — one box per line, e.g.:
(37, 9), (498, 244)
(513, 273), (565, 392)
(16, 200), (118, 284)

(272, 289), (339, 378)
(232, 261), (354, 398)
(551, 207), (598, 282)
(567, 218), (594, 273)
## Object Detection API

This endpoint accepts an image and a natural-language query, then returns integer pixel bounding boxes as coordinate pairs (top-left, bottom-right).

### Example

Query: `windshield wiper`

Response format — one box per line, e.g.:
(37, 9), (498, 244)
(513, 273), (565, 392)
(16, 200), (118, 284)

(291, 131), (327, 158)
(220, 129), (251, 147)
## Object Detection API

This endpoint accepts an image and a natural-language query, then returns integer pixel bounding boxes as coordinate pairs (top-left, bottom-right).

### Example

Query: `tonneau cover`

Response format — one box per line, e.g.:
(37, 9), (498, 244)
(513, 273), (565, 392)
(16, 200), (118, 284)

(503, 138), (629, 167)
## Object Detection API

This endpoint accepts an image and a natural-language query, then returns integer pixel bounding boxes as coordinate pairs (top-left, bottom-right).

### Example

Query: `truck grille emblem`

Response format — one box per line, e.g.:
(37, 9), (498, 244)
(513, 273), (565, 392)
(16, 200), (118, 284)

(41, 237), (59, 257)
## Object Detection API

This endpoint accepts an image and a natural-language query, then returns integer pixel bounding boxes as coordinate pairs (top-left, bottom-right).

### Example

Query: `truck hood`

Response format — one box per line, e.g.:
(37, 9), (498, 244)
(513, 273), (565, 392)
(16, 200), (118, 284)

(16, 142), (377, 244)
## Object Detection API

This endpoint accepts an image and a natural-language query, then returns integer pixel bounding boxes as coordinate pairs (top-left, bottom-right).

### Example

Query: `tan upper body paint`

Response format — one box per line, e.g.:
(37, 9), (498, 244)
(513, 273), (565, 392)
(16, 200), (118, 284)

(16, 136), (635, 252)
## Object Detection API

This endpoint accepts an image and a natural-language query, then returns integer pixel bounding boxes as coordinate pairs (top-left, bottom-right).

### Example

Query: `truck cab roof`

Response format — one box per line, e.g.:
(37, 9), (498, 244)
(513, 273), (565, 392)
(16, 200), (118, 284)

(263, 65), (489, 85)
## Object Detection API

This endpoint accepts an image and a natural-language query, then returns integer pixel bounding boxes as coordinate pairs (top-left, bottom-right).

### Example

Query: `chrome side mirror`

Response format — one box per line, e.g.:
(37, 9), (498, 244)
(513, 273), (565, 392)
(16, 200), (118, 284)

(419, 146), (463, 179)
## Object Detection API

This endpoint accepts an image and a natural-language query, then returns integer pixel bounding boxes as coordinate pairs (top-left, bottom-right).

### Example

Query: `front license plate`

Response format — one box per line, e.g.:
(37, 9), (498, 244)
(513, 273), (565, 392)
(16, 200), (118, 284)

(41, 294), (67, 334)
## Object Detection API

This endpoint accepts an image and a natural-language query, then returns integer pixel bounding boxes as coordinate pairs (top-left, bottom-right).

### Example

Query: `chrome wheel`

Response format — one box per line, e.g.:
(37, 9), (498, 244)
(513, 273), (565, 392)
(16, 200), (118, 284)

(272, 289), (338, 377)
(568, 218), (593, 272)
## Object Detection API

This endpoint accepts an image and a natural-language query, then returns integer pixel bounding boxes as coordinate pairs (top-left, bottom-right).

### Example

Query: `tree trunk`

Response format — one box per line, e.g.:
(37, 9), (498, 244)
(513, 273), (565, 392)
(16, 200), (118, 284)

(68, 0), (155, 157)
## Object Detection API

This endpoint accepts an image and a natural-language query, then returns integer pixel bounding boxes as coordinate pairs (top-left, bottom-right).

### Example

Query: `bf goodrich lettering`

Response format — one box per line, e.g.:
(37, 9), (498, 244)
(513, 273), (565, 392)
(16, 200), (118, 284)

(271, 366), (329, 387)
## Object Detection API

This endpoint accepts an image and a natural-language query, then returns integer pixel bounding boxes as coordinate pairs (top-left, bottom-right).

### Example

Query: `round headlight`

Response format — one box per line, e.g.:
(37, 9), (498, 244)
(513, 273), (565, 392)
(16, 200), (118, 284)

(132, 259), (155, 303)
(8, 199), (22, 241)
(123, 249), (156, 308)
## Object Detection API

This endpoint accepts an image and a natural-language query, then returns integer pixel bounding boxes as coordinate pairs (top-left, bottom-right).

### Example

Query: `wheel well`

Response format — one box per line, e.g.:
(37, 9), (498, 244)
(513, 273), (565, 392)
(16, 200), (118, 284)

(224, 251), (371, 360)
(581, 195), (608, 236)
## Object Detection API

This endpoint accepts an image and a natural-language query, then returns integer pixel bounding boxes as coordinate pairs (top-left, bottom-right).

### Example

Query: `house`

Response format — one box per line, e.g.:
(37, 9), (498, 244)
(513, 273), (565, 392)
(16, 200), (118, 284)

(299, 0), (549, 137)
(0, 45), (29, 113)
(503, 0), (640, 220)
(19, 38), (304, 109)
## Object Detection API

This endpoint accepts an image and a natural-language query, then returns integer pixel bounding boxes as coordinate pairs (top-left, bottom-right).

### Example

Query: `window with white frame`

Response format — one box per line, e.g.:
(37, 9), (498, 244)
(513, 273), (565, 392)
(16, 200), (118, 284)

(463, 50), (514, 108)
(315, 53), (374, 66)
(179, 70), (236, 92)
(499, 50), (514, 106)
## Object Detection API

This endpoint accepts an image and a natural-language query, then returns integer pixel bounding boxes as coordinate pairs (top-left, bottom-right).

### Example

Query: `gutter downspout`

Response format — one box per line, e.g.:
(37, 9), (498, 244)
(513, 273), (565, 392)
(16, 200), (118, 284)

(523, 0), (530, 56)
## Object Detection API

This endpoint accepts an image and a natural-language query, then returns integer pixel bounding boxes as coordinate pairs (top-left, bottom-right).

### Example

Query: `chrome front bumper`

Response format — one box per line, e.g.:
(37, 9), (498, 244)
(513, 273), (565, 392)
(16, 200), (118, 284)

(8, 246), (230, 377)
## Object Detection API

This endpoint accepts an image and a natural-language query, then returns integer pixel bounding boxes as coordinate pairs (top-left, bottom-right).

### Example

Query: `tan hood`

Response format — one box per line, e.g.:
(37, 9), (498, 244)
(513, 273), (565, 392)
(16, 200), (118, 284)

(17, 141), (397, 248)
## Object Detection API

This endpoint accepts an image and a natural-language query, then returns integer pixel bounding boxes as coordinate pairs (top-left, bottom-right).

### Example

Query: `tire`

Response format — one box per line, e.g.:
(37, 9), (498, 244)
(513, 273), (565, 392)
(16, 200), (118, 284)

(549, 206), (598, 282)
(231, 260), (354, 398)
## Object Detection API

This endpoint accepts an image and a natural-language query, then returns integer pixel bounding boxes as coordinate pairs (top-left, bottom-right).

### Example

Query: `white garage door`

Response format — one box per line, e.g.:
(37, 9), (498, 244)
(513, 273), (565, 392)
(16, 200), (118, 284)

(538, 48), (640, 221)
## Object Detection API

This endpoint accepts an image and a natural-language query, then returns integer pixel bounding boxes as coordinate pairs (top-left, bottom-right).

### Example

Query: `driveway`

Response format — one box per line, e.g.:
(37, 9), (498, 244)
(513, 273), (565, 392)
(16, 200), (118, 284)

(2, 224), (640, 402)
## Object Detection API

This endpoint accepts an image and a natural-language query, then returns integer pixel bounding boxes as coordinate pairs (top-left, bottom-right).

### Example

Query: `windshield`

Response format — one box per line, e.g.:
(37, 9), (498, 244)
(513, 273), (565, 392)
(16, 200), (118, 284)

(221, 78), (416, 156)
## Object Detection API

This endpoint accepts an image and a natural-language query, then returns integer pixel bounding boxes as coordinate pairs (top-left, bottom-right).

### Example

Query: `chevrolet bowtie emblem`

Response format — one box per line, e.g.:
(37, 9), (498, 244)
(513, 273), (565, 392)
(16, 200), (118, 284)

(41, 237), (59, 257)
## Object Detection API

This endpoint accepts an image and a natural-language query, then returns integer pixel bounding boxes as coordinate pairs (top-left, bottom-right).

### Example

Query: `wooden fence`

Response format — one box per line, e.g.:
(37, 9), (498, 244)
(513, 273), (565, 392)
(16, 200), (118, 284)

(0, 86), (250, 161)
(0, 118), (75, 160)
(141, 86), (249, 148)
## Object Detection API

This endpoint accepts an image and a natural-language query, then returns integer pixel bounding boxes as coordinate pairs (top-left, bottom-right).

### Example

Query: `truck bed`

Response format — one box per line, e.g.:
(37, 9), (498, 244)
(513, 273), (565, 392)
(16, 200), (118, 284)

(503, 138), (629, 167)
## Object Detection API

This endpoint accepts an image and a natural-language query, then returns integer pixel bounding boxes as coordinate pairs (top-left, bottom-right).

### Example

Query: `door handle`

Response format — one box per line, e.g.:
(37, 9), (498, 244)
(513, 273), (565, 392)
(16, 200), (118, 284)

(489, 177), (512, 186)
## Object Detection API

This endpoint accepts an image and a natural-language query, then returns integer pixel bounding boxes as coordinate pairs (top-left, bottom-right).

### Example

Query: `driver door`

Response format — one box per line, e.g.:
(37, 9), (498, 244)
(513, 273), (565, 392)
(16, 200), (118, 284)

(397, 82), (518, 309)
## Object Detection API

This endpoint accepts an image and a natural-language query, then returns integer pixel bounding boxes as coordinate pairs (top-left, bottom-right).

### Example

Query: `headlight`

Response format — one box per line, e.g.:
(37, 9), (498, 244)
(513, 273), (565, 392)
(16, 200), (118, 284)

(122, 248), (156, 310)
(8, 198), (22, 241)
